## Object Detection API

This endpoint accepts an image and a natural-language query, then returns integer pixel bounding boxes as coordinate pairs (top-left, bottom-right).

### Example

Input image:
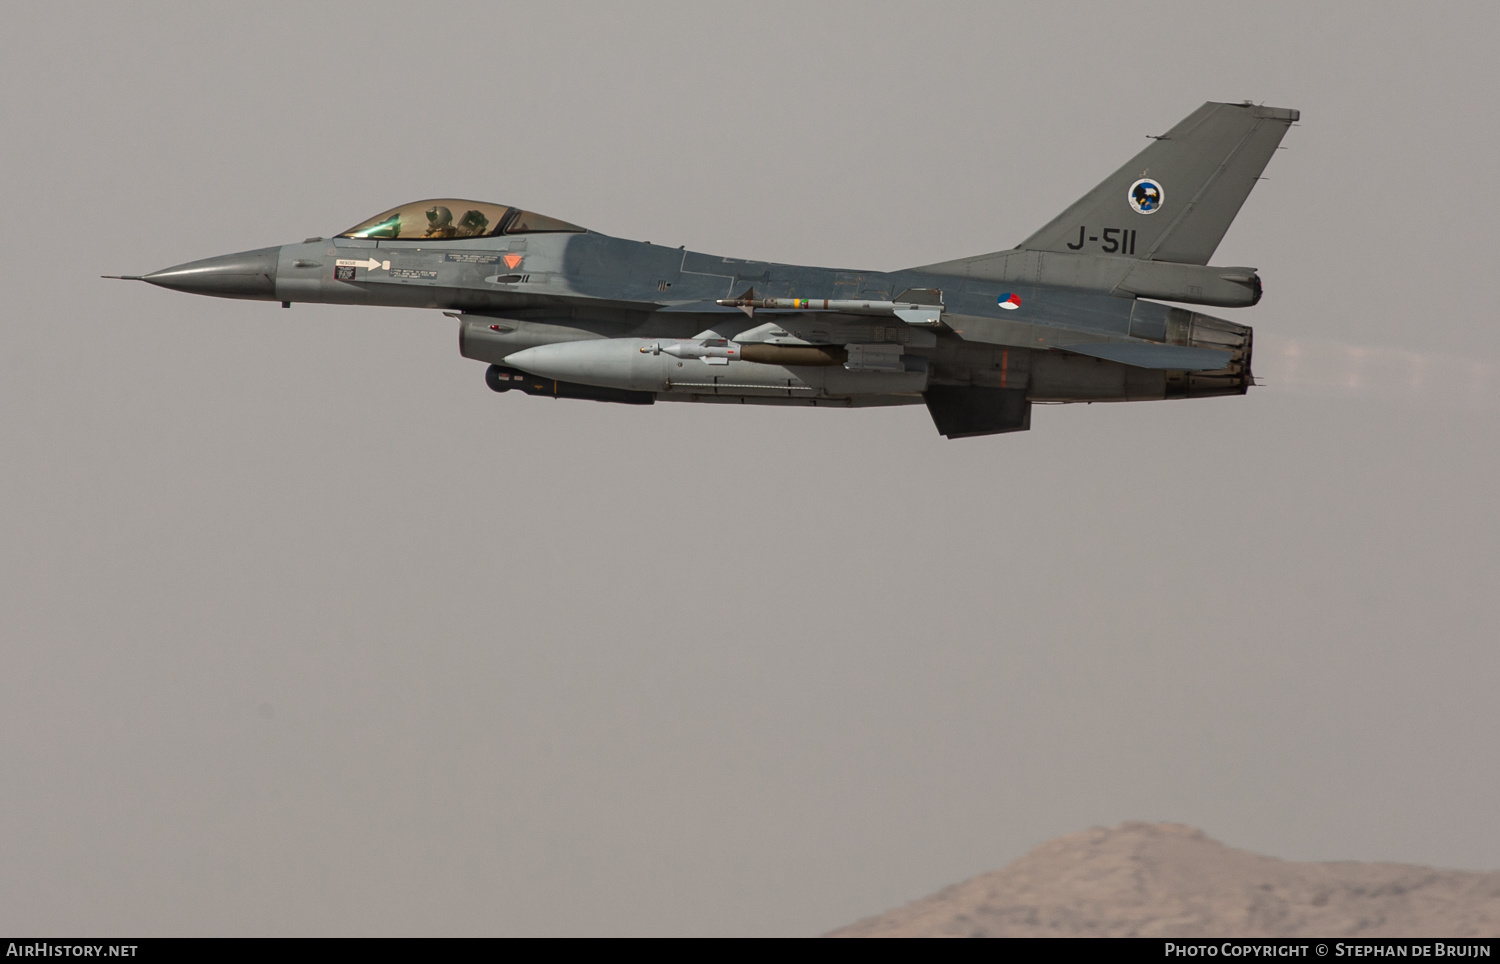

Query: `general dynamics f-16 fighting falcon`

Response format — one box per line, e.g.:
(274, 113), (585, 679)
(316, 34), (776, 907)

(111, 101), (1297, 438)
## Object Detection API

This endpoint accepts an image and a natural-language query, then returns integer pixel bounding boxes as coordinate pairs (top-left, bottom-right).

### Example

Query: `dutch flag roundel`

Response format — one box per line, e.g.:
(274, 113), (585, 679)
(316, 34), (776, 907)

(997, 292), (1022, 310)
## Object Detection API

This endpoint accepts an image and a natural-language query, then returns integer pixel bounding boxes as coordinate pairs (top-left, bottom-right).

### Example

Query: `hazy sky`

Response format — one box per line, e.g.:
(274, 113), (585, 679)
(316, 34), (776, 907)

(2, 1), (1497, 937)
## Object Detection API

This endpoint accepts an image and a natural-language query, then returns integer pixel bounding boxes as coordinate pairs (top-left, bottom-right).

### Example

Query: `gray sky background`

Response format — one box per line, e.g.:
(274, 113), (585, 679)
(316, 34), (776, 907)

(2, 1), (1497, 937)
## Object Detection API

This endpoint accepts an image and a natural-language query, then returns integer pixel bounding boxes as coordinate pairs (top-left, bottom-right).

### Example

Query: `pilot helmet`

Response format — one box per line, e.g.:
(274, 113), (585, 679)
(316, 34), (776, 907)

(426, 205), (453, 228)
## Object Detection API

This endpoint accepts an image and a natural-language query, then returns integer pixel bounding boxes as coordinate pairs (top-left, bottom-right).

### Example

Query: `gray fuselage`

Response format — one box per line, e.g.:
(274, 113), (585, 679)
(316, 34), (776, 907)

(143, 227), (1252, 415)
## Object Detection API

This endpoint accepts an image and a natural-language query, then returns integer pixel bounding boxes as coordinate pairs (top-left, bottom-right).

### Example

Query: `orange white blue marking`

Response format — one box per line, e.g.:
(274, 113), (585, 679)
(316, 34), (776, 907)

(997, 292), (1022, 310)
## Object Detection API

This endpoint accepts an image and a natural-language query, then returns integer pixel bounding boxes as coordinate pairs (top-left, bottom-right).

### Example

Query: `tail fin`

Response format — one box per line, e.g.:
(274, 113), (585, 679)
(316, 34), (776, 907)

(1018, 101), (1298, 265)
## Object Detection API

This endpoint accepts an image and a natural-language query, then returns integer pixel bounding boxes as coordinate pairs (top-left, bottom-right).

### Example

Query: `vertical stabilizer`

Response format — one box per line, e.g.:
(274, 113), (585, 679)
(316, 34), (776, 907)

(1017, 102), (1298, 266)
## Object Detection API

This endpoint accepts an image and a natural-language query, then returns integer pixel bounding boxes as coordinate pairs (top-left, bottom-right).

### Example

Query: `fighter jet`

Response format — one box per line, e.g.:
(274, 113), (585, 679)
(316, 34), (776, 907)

(112, 101), (1297, 438)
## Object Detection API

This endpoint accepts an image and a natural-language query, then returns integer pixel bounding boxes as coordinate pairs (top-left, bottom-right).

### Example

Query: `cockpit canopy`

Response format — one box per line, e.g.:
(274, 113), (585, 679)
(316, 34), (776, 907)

(338, 199), (584, 241)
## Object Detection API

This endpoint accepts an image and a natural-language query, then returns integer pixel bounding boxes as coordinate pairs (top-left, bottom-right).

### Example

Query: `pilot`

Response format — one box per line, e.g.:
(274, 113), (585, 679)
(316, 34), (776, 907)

(455, 209), (490, 238)
(424, 205), (457, 239)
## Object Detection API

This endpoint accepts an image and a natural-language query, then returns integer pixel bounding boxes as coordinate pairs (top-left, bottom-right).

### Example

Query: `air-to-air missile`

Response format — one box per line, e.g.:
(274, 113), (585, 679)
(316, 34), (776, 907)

(110, 102), (1298, 438)
(716, 287), (946, 326)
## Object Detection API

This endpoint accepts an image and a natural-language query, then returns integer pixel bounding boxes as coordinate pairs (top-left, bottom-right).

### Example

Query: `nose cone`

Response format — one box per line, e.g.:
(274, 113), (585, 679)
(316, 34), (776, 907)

(142, 246), (280, 300)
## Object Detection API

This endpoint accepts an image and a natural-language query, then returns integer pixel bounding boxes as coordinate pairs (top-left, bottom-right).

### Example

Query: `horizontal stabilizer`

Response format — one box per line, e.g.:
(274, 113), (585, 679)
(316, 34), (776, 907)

(1062, 342), (1232, 371)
